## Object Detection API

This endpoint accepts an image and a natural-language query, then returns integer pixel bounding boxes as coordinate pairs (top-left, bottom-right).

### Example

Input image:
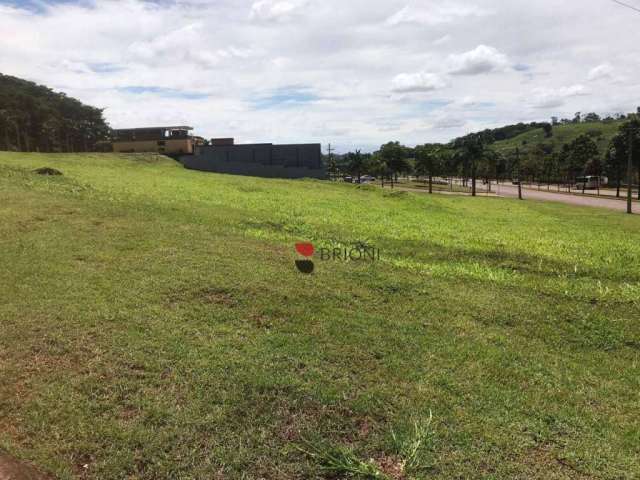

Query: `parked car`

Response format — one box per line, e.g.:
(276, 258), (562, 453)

(351, 175), (376, 184)
(575, 176), (607, 190)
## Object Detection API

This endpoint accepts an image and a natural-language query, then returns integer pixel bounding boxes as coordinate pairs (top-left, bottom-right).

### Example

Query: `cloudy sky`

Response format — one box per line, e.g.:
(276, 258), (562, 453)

(1, 0), (639, 152)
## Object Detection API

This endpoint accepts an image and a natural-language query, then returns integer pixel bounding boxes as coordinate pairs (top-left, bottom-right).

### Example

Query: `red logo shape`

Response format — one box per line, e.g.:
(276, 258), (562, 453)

(295, 242), (315, 257)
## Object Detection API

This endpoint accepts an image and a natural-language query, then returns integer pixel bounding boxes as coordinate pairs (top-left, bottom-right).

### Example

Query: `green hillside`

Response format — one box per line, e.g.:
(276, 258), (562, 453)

(492, 120), (625, 156)
(0, 152), (639, 479)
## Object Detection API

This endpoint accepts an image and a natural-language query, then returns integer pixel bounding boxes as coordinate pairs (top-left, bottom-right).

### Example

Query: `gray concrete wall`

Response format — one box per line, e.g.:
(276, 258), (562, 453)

(181, 143), (326, 179)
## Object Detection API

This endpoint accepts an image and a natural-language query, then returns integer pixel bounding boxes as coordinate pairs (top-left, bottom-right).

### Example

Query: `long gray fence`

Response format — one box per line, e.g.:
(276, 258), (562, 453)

(180, 143), (327, 179)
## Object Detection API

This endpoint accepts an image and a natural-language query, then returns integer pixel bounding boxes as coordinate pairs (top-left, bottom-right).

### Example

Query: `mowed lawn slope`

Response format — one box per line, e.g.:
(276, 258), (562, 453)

(0, 152), (638, 480)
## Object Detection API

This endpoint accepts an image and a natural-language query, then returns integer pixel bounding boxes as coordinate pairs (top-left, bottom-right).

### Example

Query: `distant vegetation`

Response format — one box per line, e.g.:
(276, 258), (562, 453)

(491, 118), (624, 156)
(0, 73), (110, 153)
(466, 120), (549, 142)
(333, 111), (640, 197)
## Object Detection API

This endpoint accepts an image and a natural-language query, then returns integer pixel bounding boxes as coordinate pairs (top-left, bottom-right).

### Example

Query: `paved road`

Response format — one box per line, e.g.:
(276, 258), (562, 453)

(495, 183), (640, 214)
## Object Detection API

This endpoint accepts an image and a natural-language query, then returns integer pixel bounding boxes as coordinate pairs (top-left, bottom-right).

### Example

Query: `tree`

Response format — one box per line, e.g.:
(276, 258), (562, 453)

(562, 134), (599, 190)
(478, 149), (499, 191)
(585, 155), (604, 194)
(520, 143), (542, 183)
(0, 73), (111, 152)
(617, 118), (640, 203)
(542, 151), (559, 189)
(584, 112), (601, 123)
(369, 153), (389, 188)
(511, 148), (523, 199)
(453, 133), (490, 196)
(558, 143), (573, 191)
(606, 137), (628, 197)
(346, 150), (366, 183)
(414, 145), (442, 194)
(379, 141), (410, 184)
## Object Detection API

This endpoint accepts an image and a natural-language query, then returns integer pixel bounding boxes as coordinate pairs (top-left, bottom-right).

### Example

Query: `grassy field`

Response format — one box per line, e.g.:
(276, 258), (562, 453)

(492, 121), (624, 156)
(0, 152), (639, 479)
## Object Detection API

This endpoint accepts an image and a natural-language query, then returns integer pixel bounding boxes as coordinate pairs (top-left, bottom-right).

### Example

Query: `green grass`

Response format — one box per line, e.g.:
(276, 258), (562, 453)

(0, 152), (639, 479)
(493, 121), (624, 156)
(393, 179), (474, 194)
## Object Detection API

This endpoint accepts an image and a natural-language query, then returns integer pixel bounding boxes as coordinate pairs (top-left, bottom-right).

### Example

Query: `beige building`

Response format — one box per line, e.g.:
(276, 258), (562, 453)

(112, 126), (198, 155)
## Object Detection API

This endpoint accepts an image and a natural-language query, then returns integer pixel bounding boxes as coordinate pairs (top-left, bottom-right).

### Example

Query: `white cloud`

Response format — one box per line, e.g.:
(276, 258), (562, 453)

(433, 116), (466, 129)
(459, 96), (479, 106)
(530, 85), (589, 109)
(391, 72), (447, 93)
(386, 4), (488, 26)
(249, 0), (306, 22)
(448, 45), (509, 75)
(588, 63), (614, 81)
(433, 35), (451, 46)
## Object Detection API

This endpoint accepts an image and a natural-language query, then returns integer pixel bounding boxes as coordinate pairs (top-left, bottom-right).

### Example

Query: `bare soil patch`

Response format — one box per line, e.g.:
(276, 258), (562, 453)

(0, 452), (54, 480)
(33, 167), (62, 176)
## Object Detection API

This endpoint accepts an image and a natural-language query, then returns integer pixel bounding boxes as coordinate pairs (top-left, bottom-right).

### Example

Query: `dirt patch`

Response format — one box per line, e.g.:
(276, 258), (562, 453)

(117, 406), (139, 422)
(166, 286), (237, 308)
(519, 444), (593, 479)
(356, 418), (372, 439)
(0, 452), (55, 480)
(33, 167), (62, 176)
(249, 314), (273, 329)
(375, 454), (407, 480)
(197, 287), (236, 306)
(71, 453), (94, 479)
(383, 190), (408, 199)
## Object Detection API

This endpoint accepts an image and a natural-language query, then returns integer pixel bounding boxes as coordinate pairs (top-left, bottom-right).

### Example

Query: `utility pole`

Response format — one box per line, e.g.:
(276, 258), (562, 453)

(327, 143), (334, 180)
(516, 147), (523, 200)
(627, 130), (634, 214)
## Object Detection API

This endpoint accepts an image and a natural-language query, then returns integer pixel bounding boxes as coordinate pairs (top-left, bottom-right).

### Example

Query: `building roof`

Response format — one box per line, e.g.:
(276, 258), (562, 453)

(114, 126), (193, 132)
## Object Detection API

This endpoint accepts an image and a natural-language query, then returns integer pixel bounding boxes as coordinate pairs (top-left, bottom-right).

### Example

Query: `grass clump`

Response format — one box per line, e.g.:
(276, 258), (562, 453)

(300, 414), (435, 479)
(390, 413), (435, 475)
(299, 441), (390, 479)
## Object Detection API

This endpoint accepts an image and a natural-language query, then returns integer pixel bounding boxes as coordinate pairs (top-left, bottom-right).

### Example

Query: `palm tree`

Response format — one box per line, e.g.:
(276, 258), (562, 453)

(454, 134), (491, 197)
(369, 154), (389, 188)
(347, 149), (365, 184)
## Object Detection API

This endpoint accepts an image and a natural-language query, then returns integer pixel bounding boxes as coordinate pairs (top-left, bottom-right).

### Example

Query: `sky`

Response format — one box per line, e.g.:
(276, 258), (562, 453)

(1, 0), (639, 153)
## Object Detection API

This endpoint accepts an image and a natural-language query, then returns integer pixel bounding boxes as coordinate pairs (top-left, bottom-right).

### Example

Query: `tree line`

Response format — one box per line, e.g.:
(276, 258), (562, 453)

(0, 73), (111, 153)
(330, 112), (640, 199)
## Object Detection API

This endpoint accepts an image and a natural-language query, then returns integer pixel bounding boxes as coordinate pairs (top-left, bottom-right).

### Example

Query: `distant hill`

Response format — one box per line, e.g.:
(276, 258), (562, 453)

(0, 73), (110, 153)
(491, 120), (625, 156)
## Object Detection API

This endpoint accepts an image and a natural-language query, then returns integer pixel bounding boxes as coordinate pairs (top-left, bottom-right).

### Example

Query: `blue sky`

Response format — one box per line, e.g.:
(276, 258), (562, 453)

(117, 86), (209, 100)
(250, 87), (320, 110)
(2, 0), (79, 11)
(1, 0), (638, 152)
